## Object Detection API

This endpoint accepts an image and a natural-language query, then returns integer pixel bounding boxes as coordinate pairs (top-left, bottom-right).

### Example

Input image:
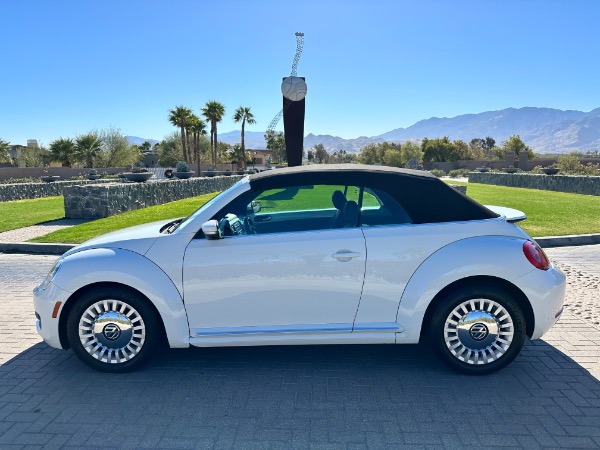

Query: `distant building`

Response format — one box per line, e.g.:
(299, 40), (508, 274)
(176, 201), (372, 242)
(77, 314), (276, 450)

(248, 149), (273, 168)
(27, 139), (39, 148)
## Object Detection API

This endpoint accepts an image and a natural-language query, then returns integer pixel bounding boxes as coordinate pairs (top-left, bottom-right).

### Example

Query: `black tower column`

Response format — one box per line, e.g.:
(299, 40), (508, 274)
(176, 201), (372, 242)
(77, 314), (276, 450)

(282, 77), (305, 167)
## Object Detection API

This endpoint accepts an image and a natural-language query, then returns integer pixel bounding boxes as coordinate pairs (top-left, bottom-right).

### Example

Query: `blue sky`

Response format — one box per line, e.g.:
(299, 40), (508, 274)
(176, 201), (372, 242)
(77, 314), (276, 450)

(1, 0), (599, 146)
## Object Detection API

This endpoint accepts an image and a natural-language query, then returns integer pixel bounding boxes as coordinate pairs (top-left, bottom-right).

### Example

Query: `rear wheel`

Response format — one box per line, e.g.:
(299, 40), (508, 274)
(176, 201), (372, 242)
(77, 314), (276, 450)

(430, 286), (526, 375)
(67, 287), (160, 372)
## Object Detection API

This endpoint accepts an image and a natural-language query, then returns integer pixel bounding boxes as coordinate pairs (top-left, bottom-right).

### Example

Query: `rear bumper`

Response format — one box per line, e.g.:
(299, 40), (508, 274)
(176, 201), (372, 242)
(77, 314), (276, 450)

(515, 264), (566, 339)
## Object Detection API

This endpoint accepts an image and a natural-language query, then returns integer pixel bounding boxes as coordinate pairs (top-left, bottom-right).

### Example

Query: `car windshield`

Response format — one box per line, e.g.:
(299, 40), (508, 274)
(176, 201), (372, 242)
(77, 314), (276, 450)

(174, 179), (246, 233)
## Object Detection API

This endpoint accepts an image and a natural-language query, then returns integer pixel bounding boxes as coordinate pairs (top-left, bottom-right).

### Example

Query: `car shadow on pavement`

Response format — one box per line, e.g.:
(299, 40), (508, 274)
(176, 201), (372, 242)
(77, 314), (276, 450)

(1, 339), (599, 447)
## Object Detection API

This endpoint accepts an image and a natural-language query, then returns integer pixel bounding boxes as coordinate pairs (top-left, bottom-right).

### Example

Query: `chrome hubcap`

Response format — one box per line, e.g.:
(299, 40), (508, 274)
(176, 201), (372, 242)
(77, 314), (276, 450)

(444, 299), (514, 365)
(79, 300), (146, 364)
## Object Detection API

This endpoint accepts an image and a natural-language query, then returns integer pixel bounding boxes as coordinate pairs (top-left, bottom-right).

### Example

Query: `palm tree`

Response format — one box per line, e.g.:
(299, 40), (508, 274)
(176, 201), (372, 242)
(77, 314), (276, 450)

(75, 133), (103, 168)
(233, 106), (256, 169)
(190, 119), (207, 174)
(185, 113), (200, 162)
(168, 106), (193, 163)
(49, 138), (75, 167)
(201, 101), (226, 169)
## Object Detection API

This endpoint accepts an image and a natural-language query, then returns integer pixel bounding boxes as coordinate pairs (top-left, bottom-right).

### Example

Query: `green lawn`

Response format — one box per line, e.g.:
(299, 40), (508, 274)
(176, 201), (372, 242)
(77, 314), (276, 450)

(29, 193), (218, 244)
(13, 182), (600, 244)
(449, 181), (600, 237)
(256, 185), (378, 212)
(0, 197), (65, 233)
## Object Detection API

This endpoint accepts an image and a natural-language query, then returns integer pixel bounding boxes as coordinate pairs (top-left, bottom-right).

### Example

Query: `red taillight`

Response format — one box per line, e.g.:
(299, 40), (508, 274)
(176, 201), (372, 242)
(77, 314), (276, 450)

(523, 241), (550, 270)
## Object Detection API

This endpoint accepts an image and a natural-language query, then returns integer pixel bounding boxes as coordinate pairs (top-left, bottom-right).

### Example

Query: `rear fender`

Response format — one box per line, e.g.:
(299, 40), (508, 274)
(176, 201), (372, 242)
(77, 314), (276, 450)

(53, 248), (189, 348)
(396, 236), (533, 342)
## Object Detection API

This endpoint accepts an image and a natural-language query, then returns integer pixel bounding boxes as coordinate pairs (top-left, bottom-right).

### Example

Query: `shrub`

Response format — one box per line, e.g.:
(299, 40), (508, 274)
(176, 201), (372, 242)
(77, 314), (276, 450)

(0, 177), (37, 184)
(175, 161), (190, 172)
(448, 169), (470, 178)
(429, 169), (446, 178)
(554, 154), (600, 175)
(530, 166), (544, 174)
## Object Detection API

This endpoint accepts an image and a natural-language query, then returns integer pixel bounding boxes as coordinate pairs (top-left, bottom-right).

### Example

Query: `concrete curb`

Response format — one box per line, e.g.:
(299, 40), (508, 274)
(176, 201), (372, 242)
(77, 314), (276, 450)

(0, 242), (75, 255)
(1, 233), (600, 256)
(535, 234), (600, 248)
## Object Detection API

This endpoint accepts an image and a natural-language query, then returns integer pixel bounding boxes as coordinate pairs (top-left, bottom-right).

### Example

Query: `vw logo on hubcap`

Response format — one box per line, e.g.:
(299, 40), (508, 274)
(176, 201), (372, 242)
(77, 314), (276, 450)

(102, 323), (121, 341)
(469, 323), (489, 341)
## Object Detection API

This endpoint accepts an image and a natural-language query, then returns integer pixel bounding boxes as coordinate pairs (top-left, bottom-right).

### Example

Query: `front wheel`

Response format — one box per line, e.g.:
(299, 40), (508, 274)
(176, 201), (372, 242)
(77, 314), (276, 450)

(430, 286), (526, 375)
(67, 287), (160, 372)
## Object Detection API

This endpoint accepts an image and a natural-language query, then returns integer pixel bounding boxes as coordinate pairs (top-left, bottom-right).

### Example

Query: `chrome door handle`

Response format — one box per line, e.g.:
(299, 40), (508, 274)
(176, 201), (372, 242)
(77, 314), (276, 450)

(332, 250), (361, 262)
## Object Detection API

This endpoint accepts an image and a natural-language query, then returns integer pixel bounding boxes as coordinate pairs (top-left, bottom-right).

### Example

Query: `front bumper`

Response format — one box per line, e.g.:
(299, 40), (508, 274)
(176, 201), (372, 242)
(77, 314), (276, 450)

(33, 281), (72, 349)
(516, 264), (566, 339)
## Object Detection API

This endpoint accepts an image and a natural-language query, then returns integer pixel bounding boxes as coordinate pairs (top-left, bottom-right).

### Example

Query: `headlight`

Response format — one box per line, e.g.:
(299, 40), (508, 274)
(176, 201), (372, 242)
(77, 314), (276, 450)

(35, 258), (64, 292)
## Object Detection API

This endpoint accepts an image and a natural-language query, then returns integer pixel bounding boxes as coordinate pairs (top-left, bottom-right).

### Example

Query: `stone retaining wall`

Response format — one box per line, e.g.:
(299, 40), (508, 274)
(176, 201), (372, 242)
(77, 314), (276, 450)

(468, 172), (600, 196)
(0, 179), (119, 202)
(0, 167), (127, 182)
(64, 176), (244, 219)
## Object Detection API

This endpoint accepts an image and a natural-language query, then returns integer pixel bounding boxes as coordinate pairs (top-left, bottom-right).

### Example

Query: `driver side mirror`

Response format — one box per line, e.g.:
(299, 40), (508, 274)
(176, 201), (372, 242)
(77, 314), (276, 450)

(201, 220), (221, 240)
(251, 201), (261, 213)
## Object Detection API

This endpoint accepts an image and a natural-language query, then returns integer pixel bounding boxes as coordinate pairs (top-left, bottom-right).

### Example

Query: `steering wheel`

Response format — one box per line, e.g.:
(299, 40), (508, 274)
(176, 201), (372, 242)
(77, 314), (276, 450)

(219, 213), (245, 236)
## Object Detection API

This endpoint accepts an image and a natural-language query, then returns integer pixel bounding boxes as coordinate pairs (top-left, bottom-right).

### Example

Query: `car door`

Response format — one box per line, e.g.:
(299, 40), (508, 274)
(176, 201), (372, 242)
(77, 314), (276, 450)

(182, 184), (367, 336)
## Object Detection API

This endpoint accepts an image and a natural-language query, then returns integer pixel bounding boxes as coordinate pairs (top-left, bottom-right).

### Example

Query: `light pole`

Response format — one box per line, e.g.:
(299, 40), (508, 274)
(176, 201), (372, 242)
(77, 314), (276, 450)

(252, 151), (256, 172)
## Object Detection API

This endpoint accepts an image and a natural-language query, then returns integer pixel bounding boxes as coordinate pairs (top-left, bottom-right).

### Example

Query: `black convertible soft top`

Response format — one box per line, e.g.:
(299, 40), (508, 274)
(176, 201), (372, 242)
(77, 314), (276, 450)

(249, 164), (498, 224)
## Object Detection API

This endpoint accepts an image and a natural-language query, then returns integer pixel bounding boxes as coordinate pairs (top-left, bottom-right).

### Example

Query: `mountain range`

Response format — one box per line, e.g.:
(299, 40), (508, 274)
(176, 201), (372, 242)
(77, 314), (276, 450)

(129, 107), (600, 154)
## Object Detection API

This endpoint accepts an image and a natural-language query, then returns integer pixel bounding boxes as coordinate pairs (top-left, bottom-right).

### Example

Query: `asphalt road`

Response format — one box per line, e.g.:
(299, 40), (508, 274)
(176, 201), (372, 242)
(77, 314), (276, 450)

(0, 247), (599, 449)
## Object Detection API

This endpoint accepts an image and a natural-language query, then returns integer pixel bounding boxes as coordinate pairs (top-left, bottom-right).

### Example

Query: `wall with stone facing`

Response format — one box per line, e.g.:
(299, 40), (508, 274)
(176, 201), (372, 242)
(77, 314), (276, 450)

(0, 167), (127, 182)
(468, 172), (600, 196)
(428, 158), (600, 172)
(64, 176), (244, 219)
(0, 179), (119, 202)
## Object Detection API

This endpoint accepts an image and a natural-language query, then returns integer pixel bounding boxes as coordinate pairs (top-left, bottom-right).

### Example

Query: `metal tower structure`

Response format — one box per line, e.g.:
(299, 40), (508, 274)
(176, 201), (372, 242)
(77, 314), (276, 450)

(266, 32), (305, 134)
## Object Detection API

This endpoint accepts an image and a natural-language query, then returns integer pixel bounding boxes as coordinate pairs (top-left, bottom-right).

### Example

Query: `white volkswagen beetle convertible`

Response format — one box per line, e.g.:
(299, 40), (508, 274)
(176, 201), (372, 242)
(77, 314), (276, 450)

(33, 165), (565, 374)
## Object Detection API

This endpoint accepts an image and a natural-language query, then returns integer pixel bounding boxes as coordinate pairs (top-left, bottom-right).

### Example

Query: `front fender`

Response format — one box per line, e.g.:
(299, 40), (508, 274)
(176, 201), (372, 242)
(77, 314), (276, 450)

(53, 248), (189, 348)
(397, 236), (533, 342)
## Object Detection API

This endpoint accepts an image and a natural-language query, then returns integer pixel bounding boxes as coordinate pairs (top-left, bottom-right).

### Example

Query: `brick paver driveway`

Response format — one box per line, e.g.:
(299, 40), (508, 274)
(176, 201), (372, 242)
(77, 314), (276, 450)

(1, 246), (599, 449)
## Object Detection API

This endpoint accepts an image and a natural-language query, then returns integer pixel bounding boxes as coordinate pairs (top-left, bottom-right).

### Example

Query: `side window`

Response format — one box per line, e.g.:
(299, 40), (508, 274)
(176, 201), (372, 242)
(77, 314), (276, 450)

(360, 188), (412, 226)
(212, 184), (363, 236)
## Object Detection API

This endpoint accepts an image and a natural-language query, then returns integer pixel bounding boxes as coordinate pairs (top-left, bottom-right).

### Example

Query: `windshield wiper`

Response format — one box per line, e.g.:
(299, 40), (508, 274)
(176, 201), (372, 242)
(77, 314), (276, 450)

(161, 218), (184, 234)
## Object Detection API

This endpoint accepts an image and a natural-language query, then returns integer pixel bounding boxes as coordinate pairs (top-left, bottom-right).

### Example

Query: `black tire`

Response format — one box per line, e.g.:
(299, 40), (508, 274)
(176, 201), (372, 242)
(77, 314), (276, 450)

(67, 287), (161, 372)
(429, 285), (526, 375)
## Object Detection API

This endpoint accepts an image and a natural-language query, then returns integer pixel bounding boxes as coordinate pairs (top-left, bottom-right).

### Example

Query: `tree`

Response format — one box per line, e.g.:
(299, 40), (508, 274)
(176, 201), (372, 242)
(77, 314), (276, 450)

(329, 149), (357, 164)
(400, 141), (423, 166)
(497, 134), (535, 160)
(168, 106), (193, 163)
(96, 127), (140, 167)
(138, 141), (152, 152)
(190, 118), (208, 172)
(313, 144), (329, 164)
(217, 142), (232, 165)
(357, 143), (386, 165)
(18, 146), (48, 167)
(157, 132), (184, 167)
(75, 133), (103, 168)
(49, 138), (75, 167)
(265, 131), (286, 163)
(421, 137), (464, 163)
(201, 101), (226, 169)
(0, 138), (9, 162)
(383, 149), (403, 167)
(233, 106), (256, 169)
(453, 140), (471, 160)
(469, 137), (495, 159)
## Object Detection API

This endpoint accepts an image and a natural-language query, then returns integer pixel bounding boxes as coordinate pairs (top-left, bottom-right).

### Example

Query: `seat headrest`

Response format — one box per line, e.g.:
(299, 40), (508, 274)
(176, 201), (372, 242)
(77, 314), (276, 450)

(332, 190), (347, 209)
(343, 200), (359, 227)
